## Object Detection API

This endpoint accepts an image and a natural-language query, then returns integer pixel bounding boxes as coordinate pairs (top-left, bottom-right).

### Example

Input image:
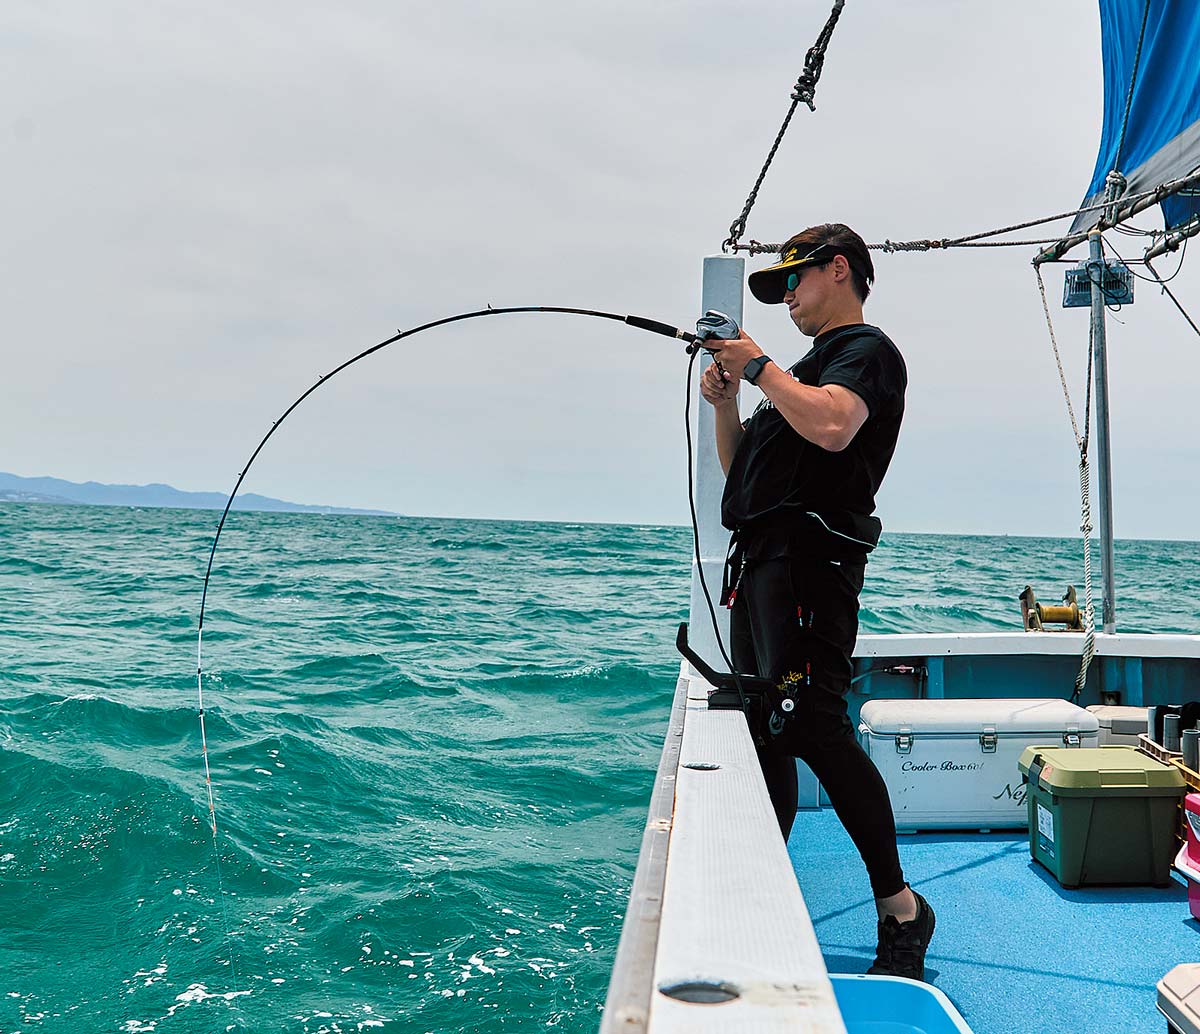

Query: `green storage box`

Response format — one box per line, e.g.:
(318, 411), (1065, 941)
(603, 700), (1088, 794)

(1017, 745), (1185, 888)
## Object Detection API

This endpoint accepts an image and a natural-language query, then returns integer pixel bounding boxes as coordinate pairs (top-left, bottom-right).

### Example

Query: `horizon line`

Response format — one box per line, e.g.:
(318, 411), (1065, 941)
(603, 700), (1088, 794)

(2, 497), (1196, 545)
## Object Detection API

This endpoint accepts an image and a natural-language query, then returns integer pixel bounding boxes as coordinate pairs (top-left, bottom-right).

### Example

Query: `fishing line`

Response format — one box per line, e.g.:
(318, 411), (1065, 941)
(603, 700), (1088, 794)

(193, 302), (749, 892)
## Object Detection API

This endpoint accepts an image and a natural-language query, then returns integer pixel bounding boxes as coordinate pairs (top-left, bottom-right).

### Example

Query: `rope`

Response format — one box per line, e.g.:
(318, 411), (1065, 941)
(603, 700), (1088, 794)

(733, 182), (1175, 257)
(1145, 255), (1200, 340)
(874, 237), (1066, 252)
(1036, 268), (1086, 449)
(1075, 458), (1096, 701)
(1034, 266), (1095, 700)
(722, 0), (845, 253)
(1113, 0), (1153, 176)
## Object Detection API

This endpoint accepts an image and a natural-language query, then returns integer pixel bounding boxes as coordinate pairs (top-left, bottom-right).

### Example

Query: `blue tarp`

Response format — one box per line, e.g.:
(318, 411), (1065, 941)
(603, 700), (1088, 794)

(1073, 0), (1200, 233)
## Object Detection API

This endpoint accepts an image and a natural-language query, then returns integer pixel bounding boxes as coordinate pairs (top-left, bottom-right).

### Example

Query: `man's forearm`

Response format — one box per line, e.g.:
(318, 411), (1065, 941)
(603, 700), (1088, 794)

(756, 362), (863, 452)
(713, 401), (743, 476)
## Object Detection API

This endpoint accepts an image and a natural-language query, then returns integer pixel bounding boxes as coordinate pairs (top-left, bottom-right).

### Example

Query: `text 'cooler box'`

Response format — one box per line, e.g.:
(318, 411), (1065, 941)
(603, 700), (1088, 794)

(859, 698), (1099, 831)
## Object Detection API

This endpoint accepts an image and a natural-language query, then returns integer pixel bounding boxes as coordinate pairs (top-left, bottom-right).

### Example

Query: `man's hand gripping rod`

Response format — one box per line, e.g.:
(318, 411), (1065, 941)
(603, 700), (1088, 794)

(689, 310), (741, 381)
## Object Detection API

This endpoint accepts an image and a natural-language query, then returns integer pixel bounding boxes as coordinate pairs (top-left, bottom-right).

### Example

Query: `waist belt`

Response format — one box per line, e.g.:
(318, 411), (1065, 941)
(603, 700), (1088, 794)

(727, 509), (882, 582)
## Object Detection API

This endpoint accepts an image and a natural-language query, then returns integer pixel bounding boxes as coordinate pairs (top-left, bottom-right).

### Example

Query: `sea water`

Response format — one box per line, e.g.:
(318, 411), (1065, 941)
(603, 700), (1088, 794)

(2, 503), (1198, 1033)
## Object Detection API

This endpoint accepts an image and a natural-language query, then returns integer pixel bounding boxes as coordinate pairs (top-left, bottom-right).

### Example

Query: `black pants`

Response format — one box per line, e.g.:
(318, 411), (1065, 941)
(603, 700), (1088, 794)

(730, 549), (906, 900)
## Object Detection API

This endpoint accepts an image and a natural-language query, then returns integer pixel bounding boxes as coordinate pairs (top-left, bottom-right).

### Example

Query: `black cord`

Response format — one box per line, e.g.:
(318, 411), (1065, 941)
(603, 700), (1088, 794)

(1083, 242), (1136, 312)
(684, 349), (750, 715)
(1102, 232), (1188, 286)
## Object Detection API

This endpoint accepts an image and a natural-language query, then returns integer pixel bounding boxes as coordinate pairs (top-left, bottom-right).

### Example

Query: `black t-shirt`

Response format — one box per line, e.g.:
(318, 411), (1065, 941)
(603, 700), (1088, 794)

(720, 323), (907, 534)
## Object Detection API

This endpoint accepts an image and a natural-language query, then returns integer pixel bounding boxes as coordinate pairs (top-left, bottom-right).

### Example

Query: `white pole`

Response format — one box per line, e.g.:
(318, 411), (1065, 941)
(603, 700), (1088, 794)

(687, 255), (745, 668)
(1087, 230), (1117, 632)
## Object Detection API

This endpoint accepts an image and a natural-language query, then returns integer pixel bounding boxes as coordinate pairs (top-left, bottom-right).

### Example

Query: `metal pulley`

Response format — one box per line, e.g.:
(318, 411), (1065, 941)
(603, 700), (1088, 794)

(1020, 585), (1085, 632)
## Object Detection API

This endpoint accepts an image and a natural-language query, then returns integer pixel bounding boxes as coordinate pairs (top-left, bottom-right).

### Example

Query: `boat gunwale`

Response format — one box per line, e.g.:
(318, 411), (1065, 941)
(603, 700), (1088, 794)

(600, 671), (688, 1032)
(855, 630), (1200, 659)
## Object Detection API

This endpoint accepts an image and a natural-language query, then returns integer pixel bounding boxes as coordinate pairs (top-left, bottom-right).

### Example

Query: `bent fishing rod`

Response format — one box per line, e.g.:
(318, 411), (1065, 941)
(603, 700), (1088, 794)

(193, 303), (753, 837)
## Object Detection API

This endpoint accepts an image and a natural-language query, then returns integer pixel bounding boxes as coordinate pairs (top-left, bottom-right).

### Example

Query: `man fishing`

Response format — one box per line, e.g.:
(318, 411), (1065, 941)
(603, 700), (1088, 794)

(699, 222), (935, 981)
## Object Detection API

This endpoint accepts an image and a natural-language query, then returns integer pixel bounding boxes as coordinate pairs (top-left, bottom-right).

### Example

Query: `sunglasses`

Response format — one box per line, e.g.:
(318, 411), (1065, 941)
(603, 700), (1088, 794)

(783, 246), (835, 292)
(786, 268), (816, 291)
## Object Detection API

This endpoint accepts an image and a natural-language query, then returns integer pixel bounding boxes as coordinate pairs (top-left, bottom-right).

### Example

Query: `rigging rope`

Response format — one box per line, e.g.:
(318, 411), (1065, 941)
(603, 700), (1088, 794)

(722, 0), (846, 253)
(1035, 266), (1095, 700)
(732, 182), (1178, 257)
(872, 238), (1065, 252)
(1145, 255), (1200, 340)
(1113, 0), (1154, 177)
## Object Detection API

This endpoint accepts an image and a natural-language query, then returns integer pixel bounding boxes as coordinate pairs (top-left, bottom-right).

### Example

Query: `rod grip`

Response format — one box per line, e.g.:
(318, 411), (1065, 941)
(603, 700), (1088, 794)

(625, 314), (685, 339)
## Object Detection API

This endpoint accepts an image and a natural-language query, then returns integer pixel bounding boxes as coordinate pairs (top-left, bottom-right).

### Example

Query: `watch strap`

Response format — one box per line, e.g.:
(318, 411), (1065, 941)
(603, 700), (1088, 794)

(744, 355), (772, 385)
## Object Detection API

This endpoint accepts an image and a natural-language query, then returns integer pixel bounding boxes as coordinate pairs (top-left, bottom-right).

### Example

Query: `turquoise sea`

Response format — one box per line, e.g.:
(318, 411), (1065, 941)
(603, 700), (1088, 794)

(3, 502), (1199, 1034)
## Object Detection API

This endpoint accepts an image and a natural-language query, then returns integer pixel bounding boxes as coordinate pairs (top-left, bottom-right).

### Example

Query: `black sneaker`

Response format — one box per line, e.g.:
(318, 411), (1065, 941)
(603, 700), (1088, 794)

(867, 889), (936, 981)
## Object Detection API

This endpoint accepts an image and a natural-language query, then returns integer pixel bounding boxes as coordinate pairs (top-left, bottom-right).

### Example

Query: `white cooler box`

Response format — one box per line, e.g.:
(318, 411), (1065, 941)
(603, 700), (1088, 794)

(1086, 703), (1149, 745)
(859, 698), (1100, 831)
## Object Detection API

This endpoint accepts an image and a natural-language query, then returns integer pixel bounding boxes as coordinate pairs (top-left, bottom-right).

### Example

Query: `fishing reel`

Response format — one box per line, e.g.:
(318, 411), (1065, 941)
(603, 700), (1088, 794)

(687, 309), (741, 385)
(686, 309), (741, 355)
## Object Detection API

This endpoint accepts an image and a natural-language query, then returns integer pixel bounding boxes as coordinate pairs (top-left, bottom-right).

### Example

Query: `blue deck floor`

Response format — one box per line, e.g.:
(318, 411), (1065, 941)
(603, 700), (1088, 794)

(788, 809), (1196, 1034)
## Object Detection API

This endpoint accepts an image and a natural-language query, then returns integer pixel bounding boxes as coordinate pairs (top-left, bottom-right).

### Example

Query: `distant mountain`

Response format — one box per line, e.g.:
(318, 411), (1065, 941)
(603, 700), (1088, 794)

(0, 472), (396, 516)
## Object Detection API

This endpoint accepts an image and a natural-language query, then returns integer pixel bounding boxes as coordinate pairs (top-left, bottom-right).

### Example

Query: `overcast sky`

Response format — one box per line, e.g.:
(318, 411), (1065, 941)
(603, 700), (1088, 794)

(5, 1), (1198, 538)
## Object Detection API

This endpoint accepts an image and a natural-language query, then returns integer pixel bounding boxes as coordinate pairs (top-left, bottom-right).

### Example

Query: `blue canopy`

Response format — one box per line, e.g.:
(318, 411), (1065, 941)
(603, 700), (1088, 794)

(1071, 0), (1200, 233)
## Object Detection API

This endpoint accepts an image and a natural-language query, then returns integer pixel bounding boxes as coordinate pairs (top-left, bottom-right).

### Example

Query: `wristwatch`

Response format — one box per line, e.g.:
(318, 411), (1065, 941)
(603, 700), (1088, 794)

(743, 354), (772, 385)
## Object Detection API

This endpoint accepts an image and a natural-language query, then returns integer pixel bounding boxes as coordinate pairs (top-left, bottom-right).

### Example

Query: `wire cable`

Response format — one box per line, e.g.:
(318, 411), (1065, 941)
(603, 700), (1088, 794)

(1102, 232), (1188, 286)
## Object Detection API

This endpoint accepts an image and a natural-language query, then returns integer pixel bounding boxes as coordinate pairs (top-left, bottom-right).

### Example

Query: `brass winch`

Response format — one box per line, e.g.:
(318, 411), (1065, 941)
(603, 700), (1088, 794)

(1020, 585), (1085, 632)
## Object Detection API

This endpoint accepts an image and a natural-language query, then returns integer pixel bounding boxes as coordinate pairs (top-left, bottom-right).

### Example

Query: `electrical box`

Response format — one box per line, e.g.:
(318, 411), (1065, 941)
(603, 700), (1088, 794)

(1063, 259), (1135, 307)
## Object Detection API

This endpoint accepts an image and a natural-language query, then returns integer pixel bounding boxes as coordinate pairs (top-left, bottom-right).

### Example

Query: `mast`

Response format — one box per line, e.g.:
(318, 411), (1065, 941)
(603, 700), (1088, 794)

(1086, 229), (1117, 633)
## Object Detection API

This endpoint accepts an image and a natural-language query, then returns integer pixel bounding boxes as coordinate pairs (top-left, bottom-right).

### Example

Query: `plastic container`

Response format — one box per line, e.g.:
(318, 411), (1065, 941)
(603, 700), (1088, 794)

(830, 974), (973, 1034)
(1158, 964), (1200, 1034)
(1139, 732), (1183, 766)
(1173, 793), (1200, 921)
(859, 699), (1098, 831)
(1019, 745), (1185, 888)
(1086, 704), (1148, 746)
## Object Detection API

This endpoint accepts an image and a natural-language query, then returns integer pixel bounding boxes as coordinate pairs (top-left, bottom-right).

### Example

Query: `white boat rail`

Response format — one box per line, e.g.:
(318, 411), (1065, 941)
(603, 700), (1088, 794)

(600, 661), (847, 1033)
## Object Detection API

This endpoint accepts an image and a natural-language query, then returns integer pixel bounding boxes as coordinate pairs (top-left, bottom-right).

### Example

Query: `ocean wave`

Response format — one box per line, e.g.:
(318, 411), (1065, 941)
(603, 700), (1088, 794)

(0, 555), (60, 575)
(426, 536), (508, 552)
